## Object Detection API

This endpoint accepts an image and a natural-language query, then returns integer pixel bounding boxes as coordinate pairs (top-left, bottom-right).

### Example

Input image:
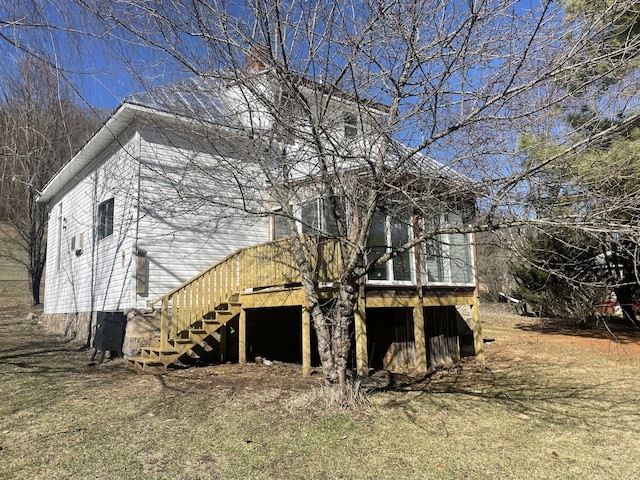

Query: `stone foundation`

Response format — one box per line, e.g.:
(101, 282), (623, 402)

(455, 304), (477, 357)
(123, 309), (161, 357)
(39, 309), (162, 357)
(39, 311), (95, 346)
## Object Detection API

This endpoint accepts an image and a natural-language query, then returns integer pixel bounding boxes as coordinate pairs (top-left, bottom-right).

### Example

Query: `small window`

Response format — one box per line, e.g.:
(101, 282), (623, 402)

(272, 209), (290, 240)
(344, 113), (357, 138)
(97, 198), (114, 240)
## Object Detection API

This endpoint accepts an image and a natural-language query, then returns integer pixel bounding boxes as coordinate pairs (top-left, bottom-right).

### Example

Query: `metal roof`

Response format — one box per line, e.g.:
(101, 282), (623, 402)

(126, 76), (231, 123)
(38, 73), (473, 203)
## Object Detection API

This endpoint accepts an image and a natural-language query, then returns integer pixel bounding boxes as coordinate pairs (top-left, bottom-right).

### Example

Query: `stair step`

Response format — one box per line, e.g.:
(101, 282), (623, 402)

(214, 310), (236, 320)
(141, 347), (179, 358)
(191, 342), (214, 357)
(126, 356), (168, 374)
(125, 290), (242, 373)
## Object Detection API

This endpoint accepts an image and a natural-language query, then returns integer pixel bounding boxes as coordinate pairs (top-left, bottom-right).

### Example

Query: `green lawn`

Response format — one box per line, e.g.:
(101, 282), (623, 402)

(1, 303), (639, 479)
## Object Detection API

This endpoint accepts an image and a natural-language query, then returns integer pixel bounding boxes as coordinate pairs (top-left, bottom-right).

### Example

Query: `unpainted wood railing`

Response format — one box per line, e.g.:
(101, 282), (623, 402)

(150, 235), (343, 349)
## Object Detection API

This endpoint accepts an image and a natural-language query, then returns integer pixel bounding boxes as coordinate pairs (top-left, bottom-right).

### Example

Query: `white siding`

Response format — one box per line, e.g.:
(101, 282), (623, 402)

(44, 121), (270, 315)
(43, 134), (139, 314)
(135, 126), (268, 305)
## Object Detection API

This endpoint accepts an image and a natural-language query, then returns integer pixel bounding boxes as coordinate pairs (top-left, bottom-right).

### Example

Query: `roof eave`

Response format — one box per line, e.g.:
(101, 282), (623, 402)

(36, 102), (203, 204)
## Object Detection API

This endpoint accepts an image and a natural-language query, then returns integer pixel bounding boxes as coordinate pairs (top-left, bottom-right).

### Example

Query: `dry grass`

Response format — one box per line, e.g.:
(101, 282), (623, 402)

(1, 302), (640, 479)
(0, 225), (32, 309)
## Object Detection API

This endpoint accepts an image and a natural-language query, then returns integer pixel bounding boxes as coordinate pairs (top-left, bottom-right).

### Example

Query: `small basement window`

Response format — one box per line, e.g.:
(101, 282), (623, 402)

(97, 198), (114, 240)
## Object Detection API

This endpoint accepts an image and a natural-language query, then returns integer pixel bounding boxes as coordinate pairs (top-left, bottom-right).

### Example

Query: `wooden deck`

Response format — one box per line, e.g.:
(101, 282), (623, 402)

(126, 235), (483, 375)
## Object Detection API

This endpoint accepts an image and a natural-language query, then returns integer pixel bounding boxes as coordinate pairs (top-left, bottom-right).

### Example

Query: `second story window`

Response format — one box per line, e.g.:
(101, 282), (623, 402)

(344, 113), (357, 138)
(97, 198), (114, 240)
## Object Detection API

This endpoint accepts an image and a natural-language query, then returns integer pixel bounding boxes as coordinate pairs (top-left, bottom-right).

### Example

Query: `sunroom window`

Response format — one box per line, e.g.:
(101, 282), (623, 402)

(271, 208), (290, 240)
(367, 211), (414, 283)
(425, 212), (474, 285)
(300, 197), (344, 236)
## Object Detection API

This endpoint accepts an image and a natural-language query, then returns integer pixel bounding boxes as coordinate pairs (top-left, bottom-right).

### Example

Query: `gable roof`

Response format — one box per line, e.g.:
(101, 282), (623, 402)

(36, 102), (198, 203)
(38, 73), (473, 204)
(126, 76), (231, 124)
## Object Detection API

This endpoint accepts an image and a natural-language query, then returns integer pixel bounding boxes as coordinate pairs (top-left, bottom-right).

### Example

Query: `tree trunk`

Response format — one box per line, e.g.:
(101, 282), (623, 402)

(288, 234), (359, 389)
(615, 284), (637, 326)
(29, 266), (43, 306)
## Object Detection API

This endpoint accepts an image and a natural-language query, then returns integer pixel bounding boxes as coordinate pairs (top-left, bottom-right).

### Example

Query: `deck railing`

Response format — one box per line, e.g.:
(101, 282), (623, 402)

(150, 235), (343, 349)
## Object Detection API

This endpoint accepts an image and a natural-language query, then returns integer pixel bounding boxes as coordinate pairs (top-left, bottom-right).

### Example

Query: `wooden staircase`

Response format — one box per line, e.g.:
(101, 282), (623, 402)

(124, 236), (344, 374)
(125, 248), (244, 374)
(126, 302), (241, 374)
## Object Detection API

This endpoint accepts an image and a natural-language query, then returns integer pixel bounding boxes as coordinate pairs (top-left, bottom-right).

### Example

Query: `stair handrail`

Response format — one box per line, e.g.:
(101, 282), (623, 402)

(149, 249), (243, 349)
(149, 235), (343, 350)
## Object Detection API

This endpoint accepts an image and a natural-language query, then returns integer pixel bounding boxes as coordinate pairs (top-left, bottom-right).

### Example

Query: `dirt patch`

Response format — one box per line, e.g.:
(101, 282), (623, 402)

(481, 303), (640, 364)
(164, 361), (325, 391)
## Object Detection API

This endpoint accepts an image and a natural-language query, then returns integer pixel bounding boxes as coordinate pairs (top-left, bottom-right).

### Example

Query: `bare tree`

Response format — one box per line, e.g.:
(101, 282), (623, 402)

(69, 0), (608, 390)
(47, 0), (640, 391)
(0, 57), (98, 305)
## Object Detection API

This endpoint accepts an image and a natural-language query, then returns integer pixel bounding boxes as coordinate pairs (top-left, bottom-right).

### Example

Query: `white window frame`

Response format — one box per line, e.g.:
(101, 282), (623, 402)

(424, 213), (475, 287)
(366, 212), (415, 286)
(97, 198), (114, 241)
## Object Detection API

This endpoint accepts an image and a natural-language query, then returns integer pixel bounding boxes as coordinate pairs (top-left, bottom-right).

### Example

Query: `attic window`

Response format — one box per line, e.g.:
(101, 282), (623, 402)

(275, 89), (297, 144)
(344, 113), (357, 138)
(97, 198), (114, 240)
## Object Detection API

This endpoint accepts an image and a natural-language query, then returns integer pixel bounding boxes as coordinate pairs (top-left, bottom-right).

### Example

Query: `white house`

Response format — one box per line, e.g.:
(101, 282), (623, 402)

(37, 76), (269, 349)
(37, 65), (483, 374)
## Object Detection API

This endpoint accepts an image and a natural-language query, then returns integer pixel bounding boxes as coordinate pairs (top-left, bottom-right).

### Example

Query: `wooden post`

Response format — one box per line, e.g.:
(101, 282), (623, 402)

(239, 308), (247, 363)
(161, 297), (169, 350)
(302, 305), (311, 377)
(219, 323), (227, 363)
(354, 294), (368, 377)
(471, 299), (485, 364)
(470, 232), (485, 364)
(173, 291), (181, 339)
(412, 300), (428, 373)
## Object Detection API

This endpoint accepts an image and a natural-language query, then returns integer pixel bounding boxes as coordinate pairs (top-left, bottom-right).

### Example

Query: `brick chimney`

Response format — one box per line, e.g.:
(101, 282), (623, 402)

(246, 45), (269, 72)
